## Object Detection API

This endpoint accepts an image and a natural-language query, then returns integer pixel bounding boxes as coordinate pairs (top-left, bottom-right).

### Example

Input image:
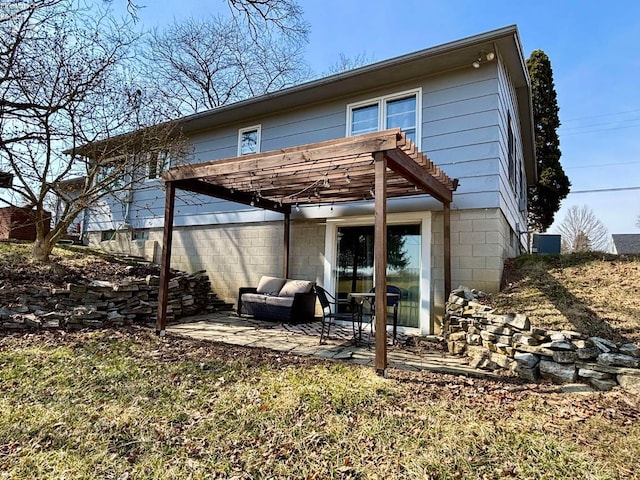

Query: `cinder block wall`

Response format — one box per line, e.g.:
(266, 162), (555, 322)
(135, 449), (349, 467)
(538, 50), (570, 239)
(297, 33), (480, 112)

(431, 207), (516, 332)
(88, 220), (326, 308)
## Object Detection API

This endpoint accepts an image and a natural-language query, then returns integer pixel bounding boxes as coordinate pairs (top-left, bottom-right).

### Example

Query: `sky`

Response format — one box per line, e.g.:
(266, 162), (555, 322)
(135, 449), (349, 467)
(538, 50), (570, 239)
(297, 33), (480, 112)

(129, 0), (640, 235)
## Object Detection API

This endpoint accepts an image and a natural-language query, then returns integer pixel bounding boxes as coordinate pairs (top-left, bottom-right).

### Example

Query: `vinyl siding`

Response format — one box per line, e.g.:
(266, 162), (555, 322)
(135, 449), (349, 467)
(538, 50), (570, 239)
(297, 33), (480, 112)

(85, 60), (518, 232)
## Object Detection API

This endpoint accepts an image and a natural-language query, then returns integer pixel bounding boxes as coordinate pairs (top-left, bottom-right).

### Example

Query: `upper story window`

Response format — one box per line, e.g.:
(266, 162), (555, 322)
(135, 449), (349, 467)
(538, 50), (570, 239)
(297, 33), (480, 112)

(147, 151), (170, 180)
(347, 89), (421, 147)
(507, 111), (515, 189)
(238, 125), (261, 155)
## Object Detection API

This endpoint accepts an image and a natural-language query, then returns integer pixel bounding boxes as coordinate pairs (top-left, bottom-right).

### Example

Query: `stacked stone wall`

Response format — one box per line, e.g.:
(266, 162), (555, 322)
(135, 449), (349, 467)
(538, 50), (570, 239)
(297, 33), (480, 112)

(0, 270), (232, 331)
(446, 286), (640, 394)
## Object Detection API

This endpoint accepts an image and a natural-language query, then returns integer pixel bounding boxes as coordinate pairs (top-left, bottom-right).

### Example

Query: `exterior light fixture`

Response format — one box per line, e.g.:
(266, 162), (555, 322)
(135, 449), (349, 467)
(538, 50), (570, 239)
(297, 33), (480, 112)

(472, 50), (495, 69)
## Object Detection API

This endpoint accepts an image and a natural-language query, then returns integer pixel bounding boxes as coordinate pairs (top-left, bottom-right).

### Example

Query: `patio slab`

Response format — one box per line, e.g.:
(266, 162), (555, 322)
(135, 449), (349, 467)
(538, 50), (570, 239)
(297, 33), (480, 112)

(167, 312), (503, 379)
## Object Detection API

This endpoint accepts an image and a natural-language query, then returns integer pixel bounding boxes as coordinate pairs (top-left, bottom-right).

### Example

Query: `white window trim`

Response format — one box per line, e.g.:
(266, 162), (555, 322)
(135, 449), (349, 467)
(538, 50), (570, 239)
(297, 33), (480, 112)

(237, 124), (262, 156)
(145, 151), (170, 182)
(323, 211), (432, 336)
(346, 88), (422, 149)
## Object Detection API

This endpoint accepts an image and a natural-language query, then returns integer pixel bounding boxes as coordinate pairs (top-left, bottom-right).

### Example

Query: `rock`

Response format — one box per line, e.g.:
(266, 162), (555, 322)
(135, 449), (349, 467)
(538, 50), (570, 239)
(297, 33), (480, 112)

(541, 341), (576, 351)
(561, 330), (586, 340)
(598, 353), (640, 369)
(553, 351), (578, 364)
(619, 343), (640, 358)
(539, 360), (577, 384)
(590, 337), (618, 353)
(576, 361), (640, 376)
(617, 374), (640, 394)
(512, 333), (539, 346)
(515, 364), (539, 381)
(561, 384), (595, 394)
(504, 313), (530, 331)
(448, 341), (466, 355)
(515, 344), (555, 357)
(550, 332), (567, 342)
(483, 324), (514, 336)
(494, 343), (514, 356)
(589, 378), (618, 391)
(576, 347), (600, 360)
(467, 333), (482, 346)
(514, 352), (540, 368)
(578, 368), (613, 380)
(480, 330), (497, 342)
(449, 331), (466, 341)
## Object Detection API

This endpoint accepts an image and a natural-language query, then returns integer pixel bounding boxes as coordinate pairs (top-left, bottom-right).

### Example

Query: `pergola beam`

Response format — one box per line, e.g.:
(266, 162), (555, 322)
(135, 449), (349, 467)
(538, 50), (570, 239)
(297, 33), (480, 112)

(384, 148), (452, 204)
(174, 178), (290, 214)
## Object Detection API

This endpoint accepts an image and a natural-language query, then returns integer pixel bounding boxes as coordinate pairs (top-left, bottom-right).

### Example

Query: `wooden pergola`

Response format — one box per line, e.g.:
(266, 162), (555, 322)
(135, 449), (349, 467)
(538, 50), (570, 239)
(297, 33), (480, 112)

(156, 129), (457, 375)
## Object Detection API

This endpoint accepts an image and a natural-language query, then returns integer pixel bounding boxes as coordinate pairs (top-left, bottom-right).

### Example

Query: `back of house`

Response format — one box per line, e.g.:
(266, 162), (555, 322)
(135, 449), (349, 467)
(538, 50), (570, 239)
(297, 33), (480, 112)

(82, 25), (535, 335)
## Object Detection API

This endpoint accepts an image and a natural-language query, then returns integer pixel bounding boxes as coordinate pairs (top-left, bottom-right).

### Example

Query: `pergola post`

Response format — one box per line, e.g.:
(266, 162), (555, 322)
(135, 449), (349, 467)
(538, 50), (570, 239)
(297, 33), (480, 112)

(156, 181), (176, 335)
(374, 152), (388, 376)
(283, 210), (291, 279)
(443, 202), (452, 298)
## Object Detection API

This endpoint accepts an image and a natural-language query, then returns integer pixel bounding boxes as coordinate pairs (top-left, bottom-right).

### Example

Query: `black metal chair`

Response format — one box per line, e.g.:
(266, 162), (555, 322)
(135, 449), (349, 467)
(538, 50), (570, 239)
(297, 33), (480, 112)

(315, 285), (355, 344)
(369, 284), (402, 343)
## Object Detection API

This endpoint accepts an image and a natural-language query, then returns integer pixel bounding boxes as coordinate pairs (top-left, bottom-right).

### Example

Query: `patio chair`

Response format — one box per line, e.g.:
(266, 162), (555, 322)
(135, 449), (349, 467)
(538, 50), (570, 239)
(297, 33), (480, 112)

(315, 286), (356, 344)
(369, 284), (402, 343)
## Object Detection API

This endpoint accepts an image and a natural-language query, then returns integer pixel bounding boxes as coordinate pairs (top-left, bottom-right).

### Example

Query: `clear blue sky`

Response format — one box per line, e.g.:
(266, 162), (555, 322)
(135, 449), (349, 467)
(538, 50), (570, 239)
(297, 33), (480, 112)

(132, 0), (640, 235)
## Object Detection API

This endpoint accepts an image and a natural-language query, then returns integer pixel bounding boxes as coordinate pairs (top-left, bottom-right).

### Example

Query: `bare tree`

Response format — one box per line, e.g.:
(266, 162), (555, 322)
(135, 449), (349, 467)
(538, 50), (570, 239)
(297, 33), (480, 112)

(0, 0), (186, 262)
(636, 214), (640, 230)
(555, 205), (610, 253)
(226, 0), (308, 41)
(144, 14), (310, 117)
(326, 52), (376, 76)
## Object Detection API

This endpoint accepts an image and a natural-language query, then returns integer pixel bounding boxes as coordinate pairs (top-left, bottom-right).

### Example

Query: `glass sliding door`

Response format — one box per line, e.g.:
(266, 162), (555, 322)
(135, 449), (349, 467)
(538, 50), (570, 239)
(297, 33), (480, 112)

(335, 224), (420, 328)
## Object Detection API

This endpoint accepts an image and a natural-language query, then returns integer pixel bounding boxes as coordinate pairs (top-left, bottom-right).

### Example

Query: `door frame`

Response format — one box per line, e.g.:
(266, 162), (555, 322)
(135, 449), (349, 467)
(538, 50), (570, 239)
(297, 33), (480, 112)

(323, 211), (433, 335)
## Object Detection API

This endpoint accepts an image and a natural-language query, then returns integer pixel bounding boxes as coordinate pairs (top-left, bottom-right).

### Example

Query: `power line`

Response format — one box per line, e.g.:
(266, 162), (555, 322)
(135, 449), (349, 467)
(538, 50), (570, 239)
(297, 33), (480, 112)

(569, 186), (640, 194)
(564, 160), (640, 170)
(562, 108), (640, 123)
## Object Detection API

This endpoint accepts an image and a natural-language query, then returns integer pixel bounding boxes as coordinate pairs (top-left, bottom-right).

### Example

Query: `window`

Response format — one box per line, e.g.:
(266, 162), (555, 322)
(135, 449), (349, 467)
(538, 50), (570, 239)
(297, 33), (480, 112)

(147, 151), (170, 180)
(347, 89), (420, 146)
(132, 229), (148, 241)
(238, 125), (261, 155)
(101, 230), (116, 242)
(507, 111), (515, 189)
(96, 161), (126, 191)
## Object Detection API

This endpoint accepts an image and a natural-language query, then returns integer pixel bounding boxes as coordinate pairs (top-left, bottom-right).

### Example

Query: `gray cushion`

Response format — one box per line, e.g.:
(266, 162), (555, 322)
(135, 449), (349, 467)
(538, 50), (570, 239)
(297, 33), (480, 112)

(241, 293), (268, 304)
(256, 276), (286, 295)
(279, 279), (313, 297)
(264, 296), (295, 308)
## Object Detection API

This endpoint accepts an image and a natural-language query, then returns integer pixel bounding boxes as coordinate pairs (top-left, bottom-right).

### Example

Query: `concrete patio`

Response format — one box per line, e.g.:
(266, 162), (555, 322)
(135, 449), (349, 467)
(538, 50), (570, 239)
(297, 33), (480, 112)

(167, 312), (503, 378)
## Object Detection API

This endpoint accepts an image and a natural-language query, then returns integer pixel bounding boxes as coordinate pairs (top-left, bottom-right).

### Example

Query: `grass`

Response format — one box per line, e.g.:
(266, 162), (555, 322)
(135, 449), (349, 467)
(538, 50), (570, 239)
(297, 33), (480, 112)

(2, 244), (640, 477)
(1, 329), (639, 479)
(488, 252), (640, 344)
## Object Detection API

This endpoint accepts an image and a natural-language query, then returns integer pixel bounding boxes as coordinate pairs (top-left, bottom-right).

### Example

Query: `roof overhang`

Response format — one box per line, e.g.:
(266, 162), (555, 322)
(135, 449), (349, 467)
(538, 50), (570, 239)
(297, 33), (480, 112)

(177, 25), (536, 184)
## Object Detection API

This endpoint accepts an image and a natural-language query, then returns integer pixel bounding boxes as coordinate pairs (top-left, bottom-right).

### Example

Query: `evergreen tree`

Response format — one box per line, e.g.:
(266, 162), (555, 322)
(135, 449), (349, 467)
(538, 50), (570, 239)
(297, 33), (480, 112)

(526, 50), (571, 232)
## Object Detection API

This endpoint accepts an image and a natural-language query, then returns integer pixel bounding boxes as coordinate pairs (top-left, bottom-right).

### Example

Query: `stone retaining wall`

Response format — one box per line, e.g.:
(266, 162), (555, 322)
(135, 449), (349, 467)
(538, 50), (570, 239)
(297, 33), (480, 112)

(0, 270), (232, 331)
(445, 286), (640, 394)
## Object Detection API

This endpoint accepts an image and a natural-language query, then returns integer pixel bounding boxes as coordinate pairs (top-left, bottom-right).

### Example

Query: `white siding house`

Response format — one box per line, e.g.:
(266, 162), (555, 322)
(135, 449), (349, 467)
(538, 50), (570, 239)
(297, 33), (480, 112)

(84, 25), (536, 335)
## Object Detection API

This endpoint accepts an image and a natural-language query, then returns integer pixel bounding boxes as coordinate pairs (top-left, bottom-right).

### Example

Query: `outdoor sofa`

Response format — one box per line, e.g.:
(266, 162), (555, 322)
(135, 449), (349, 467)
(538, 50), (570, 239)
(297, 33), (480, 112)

(237, 275), (316, 324)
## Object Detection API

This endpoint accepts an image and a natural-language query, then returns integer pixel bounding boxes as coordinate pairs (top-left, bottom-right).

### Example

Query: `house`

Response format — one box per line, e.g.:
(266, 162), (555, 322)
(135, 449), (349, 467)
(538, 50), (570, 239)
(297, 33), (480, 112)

(611, 234), (640, 254)
(0, 206), (51, 241)
(83, 25), (536, 336)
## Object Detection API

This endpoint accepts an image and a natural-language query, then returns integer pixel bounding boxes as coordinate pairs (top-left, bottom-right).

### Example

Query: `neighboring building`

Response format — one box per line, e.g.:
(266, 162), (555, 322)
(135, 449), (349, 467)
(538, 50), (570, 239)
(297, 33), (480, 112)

(0, 207), (51, 241)
(611, 234), (640, 255)
(82, 25), (536, 335)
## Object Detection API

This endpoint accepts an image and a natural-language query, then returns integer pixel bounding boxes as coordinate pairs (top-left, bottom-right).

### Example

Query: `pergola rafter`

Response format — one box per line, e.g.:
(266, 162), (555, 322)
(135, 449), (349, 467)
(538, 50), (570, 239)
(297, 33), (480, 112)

(157, 129), (457, 375)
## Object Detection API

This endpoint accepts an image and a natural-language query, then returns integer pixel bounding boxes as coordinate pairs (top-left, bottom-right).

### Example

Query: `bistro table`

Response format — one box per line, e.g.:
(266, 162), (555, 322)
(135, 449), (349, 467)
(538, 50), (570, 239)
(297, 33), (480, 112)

(348, 291), (400, 345)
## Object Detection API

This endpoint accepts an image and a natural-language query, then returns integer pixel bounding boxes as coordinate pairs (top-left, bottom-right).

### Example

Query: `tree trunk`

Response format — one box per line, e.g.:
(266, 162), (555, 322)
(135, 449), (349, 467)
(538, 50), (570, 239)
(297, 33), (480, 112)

(32, 235), (53, 263)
